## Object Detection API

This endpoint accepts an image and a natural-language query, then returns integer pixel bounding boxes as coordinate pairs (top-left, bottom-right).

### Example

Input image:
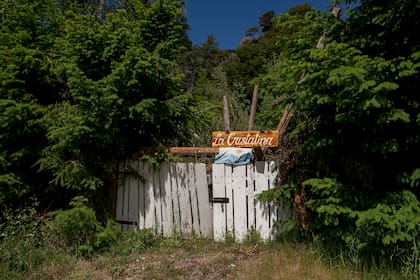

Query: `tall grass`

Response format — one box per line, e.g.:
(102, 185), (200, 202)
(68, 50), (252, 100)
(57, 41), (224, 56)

(1, 205), (418, 279)
(308, 238), (420, 280)
(0, 206), (72, 279)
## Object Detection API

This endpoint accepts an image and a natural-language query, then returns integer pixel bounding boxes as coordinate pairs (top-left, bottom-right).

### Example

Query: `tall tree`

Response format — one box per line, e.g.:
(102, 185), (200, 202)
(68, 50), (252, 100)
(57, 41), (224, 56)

(259, 10), (275, 32)
(258, 2), (420, 261)
(0, 0), (195, 213)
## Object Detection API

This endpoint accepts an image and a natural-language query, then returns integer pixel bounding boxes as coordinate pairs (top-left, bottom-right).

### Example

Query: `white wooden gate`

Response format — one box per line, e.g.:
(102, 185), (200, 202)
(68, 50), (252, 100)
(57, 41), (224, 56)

(212, 161), (290, 242)
(115, 161), (291, 242)
(115, 161), (213, 238)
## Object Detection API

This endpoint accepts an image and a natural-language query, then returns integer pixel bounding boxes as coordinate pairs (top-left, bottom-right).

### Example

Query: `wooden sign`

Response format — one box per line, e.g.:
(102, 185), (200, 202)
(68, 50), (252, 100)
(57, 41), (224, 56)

(212, 130), (279, 148)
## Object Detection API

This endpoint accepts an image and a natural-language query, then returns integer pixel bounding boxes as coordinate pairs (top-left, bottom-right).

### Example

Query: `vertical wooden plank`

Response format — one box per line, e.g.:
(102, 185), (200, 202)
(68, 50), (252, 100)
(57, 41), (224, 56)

(128, 160), (139, 231)
(268, 161), (292, 237)
(185, 163), (194, 236)
(170, 162), (181, 236)
(122, 161), (130, 231)
(160, 162), (173, 237)
(277, 195), (293, 233)
(246, 164), (255, 232)
(212, 163), (226, 242)
(232, 165), (248, 242)
(189, 162), (201, 237)
(268, 161), (279, 239)
(153, 164), (163, 235)
(177, 163), (192, 236)
(138, 161), (145, 230)
(225, 165), (234, 240)
(115, 163), (125, 228)
(194, 163), (213, 239)
(255, 161), (270, 240)
(143, 162), (156, 231)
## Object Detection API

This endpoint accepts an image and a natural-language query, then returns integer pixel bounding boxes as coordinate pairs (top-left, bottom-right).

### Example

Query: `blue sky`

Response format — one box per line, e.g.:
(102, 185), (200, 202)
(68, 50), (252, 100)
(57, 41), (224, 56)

(185, 0), (333, 50)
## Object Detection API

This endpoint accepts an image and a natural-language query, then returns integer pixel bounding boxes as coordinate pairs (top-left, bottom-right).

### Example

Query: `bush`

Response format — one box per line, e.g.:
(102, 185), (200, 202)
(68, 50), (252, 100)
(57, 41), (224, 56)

(114, 228), (160, 255)
(48, 196), (119, 256)
(303, 178), (420, 269)
(0, 204), (68, 278)
(243, 226), (263, 245)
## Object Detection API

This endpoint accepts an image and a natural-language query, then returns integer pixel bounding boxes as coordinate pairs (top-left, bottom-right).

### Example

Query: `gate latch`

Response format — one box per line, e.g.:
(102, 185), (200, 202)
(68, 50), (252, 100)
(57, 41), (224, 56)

(210, 197), (229, 203)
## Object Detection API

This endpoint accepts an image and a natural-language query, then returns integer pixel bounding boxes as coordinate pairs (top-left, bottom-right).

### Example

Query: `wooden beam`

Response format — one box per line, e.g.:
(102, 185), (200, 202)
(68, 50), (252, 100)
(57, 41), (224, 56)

(248, 85), (259, 131)
(223, 95), (230, 131)
(137, 147), (219, 156)
(168, 147), (219, 155)
(276, 103), (294, 140)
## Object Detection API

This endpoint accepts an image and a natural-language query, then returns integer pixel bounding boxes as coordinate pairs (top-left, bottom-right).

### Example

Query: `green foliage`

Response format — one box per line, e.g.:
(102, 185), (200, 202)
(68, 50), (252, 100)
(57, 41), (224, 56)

(288, 3), (313, 16)
(49, 196), (119, 256)
(243, 226), (263, 245)
(50, 196), (98, 250)
(402, 239), (420, 279)
(256, 2), (420, 273)
(345, 0), (420, 59)
(258, 183), (295, 202)
(36, 2), (194, 192)
(141, 147), (180, 168)
(0, 204), (69, 278)
(260, 8), (419, 191)
(0, 100), (45, 207)
(114, 228), (160, 255)
(302, 178), (420, 267)
(0, 0), (196, 212)
(224, 230), (236, 245)
(354, 191), (420, 250)
(0, 0), (58, 209)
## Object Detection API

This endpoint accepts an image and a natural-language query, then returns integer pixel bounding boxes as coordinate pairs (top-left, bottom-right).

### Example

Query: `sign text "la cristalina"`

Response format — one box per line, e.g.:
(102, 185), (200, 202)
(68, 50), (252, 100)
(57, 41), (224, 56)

(211, 130), (279, 148)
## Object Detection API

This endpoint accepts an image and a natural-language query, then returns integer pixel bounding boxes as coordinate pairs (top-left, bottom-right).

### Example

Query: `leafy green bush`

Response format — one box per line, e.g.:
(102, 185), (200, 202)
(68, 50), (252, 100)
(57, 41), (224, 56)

(256, 4), (420, 275)
(0, 204), (69, 278)
(303, 178), (420, 269)
(114, 228), (160, 255)
(224, 230), (236, 245)
(243, 226), (263, 245)
(49, 196), (119, 256)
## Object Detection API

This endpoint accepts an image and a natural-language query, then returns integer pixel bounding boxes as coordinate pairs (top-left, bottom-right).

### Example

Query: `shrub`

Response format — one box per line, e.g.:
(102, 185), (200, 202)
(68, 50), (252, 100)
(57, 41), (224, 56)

(243, 226), (263, 245)
(48, 196), (119, 256)
(303, 178), (420, 268)
(0, 204), (67, 278)
(114, 228), (159, 255)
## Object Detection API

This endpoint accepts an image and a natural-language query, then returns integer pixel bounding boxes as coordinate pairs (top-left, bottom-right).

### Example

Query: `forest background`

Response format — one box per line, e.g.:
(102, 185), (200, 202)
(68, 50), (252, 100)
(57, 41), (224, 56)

(0, 0), (419, 278)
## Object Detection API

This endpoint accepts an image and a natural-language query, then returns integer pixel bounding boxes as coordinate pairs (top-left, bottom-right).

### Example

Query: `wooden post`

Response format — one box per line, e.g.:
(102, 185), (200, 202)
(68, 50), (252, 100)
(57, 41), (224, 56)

(223, 95), (230, 131)
(276, 103), (294, 140)
(248, 85), (259, 131)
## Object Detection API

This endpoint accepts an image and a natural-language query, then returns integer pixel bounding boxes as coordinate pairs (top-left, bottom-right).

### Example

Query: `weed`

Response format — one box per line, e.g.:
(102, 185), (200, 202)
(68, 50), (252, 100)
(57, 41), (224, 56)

(200, 266), (210, 276)
(402, 239), (420, 279)
(166, 262), (185, 279)
(224, 230), (235, 245)
(0, 205), (71, 279)
(114, 228), (160, 255)
(48, 196), (119, 256)
(243, 226), (263, 245)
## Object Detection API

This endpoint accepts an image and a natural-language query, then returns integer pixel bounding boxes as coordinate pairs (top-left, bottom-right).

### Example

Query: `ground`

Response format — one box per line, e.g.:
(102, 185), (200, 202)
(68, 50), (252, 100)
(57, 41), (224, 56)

(26, 239), (402, 280)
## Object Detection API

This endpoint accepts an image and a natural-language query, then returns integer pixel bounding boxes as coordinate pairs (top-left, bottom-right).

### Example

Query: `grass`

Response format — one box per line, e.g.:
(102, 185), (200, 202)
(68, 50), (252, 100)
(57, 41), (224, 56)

(1, 231), (418, 280)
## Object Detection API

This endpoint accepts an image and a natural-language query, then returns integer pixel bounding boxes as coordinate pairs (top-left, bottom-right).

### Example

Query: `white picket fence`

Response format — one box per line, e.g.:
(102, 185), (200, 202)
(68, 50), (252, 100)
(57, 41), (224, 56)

(116, 161), (213, 238)
(115, 161), (291, 242)
(212, 161), (290, 242)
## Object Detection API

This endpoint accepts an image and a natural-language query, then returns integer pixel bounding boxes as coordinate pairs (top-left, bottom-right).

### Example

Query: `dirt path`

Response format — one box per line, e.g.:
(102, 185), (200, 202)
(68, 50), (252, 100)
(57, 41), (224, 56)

(122, 242), (263, 280)
(29, 240), (353, 280)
